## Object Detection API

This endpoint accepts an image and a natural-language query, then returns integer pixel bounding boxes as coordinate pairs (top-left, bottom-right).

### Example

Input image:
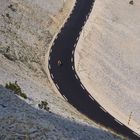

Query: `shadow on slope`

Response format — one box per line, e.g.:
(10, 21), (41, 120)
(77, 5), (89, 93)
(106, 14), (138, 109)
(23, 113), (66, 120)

(0, 85), (122, 140)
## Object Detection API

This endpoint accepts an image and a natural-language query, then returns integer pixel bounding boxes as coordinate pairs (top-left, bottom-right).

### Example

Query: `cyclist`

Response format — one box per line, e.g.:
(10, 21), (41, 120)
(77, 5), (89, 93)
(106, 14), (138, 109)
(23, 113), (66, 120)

(57, 60), (62, 66)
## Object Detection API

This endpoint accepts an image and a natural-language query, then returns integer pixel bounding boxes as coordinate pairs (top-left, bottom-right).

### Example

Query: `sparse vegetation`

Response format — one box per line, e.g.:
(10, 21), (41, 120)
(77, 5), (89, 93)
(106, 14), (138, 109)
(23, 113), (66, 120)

(8, 4), (17, 12)
(5, 81), (27, 99)
(38, 100), (49, 111)
(129, 0), (134, 5)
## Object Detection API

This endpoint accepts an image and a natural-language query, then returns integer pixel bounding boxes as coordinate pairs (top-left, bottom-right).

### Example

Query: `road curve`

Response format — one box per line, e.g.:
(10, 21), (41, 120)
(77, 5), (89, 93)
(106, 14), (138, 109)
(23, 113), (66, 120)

(48, 0), (140, 139)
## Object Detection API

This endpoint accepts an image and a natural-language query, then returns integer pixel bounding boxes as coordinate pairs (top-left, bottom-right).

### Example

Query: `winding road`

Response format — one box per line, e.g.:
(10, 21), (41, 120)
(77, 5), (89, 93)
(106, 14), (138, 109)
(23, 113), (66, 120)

(48, 0), (140, 139)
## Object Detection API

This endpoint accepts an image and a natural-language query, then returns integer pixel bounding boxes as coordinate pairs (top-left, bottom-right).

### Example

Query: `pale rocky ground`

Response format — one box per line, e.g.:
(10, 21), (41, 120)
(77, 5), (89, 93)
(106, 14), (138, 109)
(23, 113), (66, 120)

(0, 85), (121, 140)
(0, 0), (123, 139)
(75, 0), (140, 135)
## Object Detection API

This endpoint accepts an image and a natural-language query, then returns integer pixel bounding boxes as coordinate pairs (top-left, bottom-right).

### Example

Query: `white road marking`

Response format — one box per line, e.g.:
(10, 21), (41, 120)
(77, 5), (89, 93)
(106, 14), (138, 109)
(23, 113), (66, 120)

(75, 74), (78, 80)
(80, 84), (85, 90)
(55, 35), (58, 40)
(55, 83), (60, 90)
(133, 132), (140, 138)
(71, 57), (74, 62)
(63, 95), (68, 101)
(52, 42), (55, 46)
(51, 74), (54, 79)
(115, 119), (123, 126)
(79, 30), (82, 35)
(72, 66), (74, 70)
(72, 50), (74, 55)
(89, 95), (94, 101)
(58, 29), (62, 34)
(48, 64), (51, 69)
(74, 44), (77, 48)
(76, 37), (79, 41)
(50, 49), (52, 53)
(100, 106), (107, 113)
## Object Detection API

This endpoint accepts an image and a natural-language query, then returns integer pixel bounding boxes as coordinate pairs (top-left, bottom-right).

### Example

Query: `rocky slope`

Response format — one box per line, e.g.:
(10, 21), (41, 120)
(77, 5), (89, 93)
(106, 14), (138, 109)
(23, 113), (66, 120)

(0, 0), (73, 78)
(0, 85), (122, 140)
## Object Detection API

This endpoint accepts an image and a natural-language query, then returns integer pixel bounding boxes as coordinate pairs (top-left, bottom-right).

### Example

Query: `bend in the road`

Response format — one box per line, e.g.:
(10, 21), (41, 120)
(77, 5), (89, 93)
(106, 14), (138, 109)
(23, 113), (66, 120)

(48, 0), (140, 139)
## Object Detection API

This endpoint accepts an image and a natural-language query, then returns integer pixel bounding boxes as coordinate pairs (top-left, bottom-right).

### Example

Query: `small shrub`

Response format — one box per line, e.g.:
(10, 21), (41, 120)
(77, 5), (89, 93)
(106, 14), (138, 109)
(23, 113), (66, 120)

(38, 101), (49, 111)
(5, 81), (27, 99)
(129, 0), (134, 5)
(20, 92), (27, 99)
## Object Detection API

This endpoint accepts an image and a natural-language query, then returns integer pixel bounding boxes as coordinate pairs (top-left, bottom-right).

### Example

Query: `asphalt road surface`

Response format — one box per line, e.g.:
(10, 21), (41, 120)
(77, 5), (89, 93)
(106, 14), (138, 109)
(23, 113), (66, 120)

(48, 0), (140, 139)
